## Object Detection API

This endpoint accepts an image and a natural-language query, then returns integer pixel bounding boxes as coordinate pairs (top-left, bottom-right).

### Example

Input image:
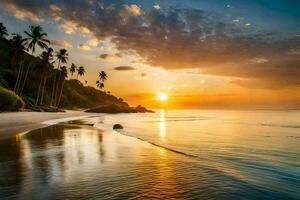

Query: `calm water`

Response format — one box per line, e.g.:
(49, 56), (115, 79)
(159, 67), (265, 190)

(0, 110), (299, 199)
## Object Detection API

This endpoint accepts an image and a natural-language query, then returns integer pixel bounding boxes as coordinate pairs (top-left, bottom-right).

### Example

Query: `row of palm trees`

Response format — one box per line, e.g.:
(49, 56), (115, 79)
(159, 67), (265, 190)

(0, 22), (108, 108)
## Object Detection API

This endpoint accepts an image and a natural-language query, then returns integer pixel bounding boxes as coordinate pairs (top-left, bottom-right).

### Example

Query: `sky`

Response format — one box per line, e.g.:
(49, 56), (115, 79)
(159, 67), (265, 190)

(0, 0), (300, 109)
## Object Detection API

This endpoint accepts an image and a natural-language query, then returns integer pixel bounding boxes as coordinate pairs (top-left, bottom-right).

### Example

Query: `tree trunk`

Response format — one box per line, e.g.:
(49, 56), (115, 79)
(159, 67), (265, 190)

(20, 50), (35, 97)
(16, 61), (25, 95)
(19, 62), (31, 97)
(50, 60), (60, 106)
(40, 71), (48, 105)
(14, 59), (23, 93)
(54, 72), (62, 107)
(57, 80), (65, 108)
(35, 76), (43, 106)
(14, 59), (24, 94)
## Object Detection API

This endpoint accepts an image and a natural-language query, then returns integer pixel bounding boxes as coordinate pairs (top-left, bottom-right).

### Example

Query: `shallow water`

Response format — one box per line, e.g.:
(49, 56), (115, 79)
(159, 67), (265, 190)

(0, 110), (299, 199)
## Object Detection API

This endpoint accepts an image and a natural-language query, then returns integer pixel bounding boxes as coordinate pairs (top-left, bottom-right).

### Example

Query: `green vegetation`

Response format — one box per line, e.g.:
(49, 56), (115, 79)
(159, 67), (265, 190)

(0, 22), (129, 111)
(0, 87), (25, 111)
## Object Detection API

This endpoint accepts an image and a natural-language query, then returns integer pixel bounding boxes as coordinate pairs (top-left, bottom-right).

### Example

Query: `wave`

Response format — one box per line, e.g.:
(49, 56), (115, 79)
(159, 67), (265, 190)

(259, 123), (300, 129)
(116, 130), (198, 158)
(227, 121), (300, 129)
(93, 120), (198, 158)
(149, 117), (212, 123)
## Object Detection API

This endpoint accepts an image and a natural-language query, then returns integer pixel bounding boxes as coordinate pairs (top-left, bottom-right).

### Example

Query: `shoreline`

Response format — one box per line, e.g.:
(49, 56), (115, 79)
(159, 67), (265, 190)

(0, 111), (97, 139)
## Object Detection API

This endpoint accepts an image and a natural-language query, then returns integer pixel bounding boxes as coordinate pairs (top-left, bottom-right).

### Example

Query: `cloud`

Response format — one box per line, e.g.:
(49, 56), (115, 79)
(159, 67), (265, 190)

(2, 0), (300, 89)
(124, 4), (141, 16)
(51, 39), (72, 48)
(251, 57), (269, 64)
(78, 44), (91, 51)
(114, 66), (136, 71)
(153, 4), (160, 10)
(50, 4), (61, 21)
(87, 37), (99, 47)
(60, 20), (77, 35)
(97, 53), (121, 61)
(78, 26), (91, 34)
(0, 1), (41, 21)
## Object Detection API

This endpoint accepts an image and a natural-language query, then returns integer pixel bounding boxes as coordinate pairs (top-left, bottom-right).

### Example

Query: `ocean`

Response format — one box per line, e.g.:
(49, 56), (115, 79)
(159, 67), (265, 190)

(0, 109), (299, 199)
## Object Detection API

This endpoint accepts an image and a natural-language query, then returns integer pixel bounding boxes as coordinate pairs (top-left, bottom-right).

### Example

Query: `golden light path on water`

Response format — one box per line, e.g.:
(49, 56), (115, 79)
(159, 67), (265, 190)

(159, 110), (166, 140)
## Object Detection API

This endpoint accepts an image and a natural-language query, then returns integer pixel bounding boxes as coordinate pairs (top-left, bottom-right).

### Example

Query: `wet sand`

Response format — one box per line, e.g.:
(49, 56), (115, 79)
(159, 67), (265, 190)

(0, 111), (95, 139)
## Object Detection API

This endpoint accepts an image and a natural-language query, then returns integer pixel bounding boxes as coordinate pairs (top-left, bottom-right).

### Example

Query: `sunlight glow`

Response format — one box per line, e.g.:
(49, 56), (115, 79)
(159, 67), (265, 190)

(158, 93), (168, 102)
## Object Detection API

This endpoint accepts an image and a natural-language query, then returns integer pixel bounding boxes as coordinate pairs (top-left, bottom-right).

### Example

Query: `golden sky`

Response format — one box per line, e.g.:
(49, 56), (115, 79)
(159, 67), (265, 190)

(1, 0), (300, 109)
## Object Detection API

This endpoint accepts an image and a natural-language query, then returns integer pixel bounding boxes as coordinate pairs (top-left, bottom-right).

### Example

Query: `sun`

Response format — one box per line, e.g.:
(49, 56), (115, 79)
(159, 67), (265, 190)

(158, 93), (168, 102)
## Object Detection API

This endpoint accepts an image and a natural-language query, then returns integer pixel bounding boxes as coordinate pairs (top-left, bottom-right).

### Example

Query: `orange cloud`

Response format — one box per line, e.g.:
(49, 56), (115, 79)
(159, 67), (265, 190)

(124, 4), (142, 16)
(50, 4), (61, 21)
(78, 44), (91, 51)
(114, 66), (136, 71)
(52, 39), (73, 48)
(87, 37), (99, 47)
(1, 1), (41, 21)
(97, 53), (121, 62)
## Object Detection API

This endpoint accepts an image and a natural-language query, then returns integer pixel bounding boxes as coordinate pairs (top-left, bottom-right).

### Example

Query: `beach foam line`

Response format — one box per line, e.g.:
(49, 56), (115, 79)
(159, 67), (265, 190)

(42, 115), (92, 125)
(116, 130), (198, 158)
(93, 120), (198, 158)
(18, 115), (93, 137)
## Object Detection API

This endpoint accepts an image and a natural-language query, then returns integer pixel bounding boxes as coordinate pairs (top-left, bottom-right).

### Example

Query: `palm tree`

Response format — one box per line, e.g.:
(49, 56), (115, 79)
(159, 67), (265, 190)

(77, 66), (85, 79)
(99, 71), (107, 82)
(96, 71), (107, 90)
(9, 34), (26, 94)
(57, 66), (68, 107)
(96, 80), (101, 88)
(96, 80), (104, 90)
(21, 25), (50, 96)
(36, 47), (54, 105)
(51, 49), (68, 107)
(24, 26), (49, 54)
(100, 82), (104, 89)
(70, 63), (76, 78)
(0, 22), (8, 38)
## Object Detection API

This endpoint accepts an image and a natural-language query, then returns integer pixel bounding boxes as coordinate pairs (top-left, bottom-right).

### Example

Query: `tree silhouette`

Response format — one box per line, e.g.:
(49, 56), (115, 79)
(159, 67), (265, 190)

(21, 25), (49, 96)
(9, 34), (26, 94)
(51, 49), (68, 107)
(99, 71), (107, 82)
(36, 47), (53, 105)
(70, 63), (76, 78)
(0, 22), (8, 38)
(77, 66), (85, 79)
(96, 71), (107, 90)
(57, 66), (68, 107)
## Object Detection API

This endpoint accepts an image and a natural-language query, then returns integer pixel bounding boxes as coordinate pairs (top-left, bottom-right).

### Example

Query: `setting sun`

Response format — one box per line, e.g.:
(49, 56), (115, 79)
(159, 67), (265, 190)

(158, 93), (168, 102)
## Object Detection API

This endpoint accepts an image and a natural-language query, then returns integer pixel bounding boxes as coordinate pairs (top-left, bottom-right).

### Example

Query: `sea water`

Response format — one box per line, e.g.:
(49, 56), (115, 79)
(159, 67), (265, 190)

(0, 110), (299, 199)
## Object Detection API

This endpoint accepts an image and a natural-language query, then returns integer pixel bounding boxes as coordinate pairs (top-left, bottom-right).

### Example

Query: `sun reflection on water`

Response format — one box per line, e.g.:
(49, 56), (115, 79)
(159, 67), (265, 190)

(159, 109), (166, 140)
(15, 133), (21, 142)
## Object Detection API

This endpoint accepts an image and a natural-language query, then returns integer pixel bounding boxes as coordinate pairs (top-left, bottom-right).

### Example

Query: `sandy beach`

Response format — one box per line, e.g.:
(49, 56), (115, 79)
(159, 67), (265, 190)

(0, 111), (93, 139)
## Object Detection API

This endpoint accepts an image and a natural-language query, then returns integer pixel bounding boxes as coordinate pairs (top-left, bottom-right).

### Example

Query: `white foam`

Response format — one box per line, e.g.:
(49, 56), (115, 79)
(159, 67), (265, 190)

(42, 115), (91, 125)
